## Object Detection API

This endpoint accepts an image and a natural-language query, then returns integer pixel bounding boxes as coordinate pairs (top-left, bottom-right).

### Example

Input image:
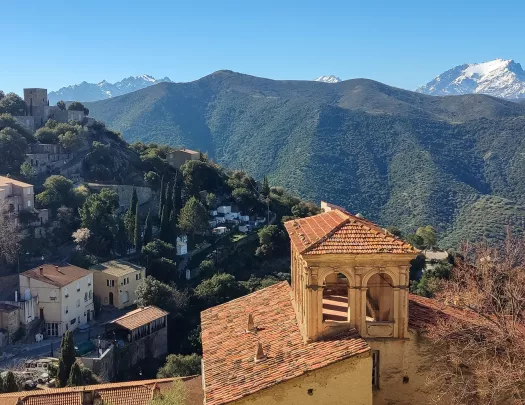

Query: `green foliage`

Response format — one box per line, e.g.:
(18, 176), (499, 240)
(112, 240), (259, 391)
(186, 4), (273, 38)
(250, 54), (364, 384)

(143, 210), (153, 245)
(416, 225), (437, 249)
(232, 187), (260, 214)
(79, 188), (119, 255)
(406, 234), (425, 250)
(256, 225), (286, 258)
(181, 160), (228, 197)
(178, 196), (208, 237)
(142, 240), (177, 280)
(0, 127), (27, 174)
(205, 192), (217, 209)
(157, 354), (201, 378)
(35, 127), (59, 144)
(136, 276), (188, 317)
(159, 175), (166, 218)
(290, 201), (321, 218)
(194, 273), (248, 308)
(387, 226), (402, 237)
(20, 161), (35, 180)
(0, 113), (33, 142)
(261, 175), (270, 197)
(144, 171), (160, 190)
(57, 360), (68, 388)
(3, 371), (18, 393)
(198, 259), (215, 275)
(0, 93), (26, 116)
(57, 100), (66, 110)
(67, 363), (83, 387)
(134, 207), (142, 251)
(411, 261), (452, 297)
(59, 130), (82, 150)
(36, 175), (78, 211)
(149, 379), (188, 405)
(68, 101), (89, 115)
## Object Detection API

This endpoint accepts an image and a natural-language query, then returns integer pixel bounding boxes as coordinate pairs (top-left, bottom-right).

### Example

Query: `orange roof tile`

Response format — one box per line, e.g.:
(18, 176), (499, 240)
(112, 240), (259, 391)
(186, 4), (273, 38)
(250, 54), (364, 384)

(201, 282), (370, 405)
(0, 376), (203, 405)
(284, 209), (417, 255)
(21, 264), (92, 288)
(109, 306), (169, 330)
(0, 176), (33, 188)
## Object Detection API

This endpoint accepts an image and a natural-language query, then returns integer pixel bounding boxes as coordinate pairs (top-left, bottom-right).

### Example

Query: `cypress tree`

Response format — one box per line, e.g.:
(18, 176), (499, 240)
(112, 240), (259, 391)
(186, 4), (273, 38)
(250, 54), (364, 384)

(130, 188), (138, 216)
(159, 176), (166, 218)
(165, 180), (174, 219)
(60, 331), (76, 380)
(67, 363), (83, 387)
(262, 175), (270, 196)
(143, 209), (153, 245)
(3, 371), (17, 393)
(174, 172), (182, 216)
(160, 197), (171, 242)
(57, 359), (68, 388)
(134, 205), (142, 251)
(116, 218), (128, 257)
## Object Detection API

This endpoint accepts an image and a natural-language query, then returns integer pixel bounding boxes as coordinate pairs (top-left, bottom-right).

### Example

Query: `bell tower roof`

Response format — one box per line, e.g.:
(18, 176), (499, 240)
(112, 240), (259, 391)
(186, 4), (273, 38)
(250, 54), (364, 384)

(284, 209), (417, 255)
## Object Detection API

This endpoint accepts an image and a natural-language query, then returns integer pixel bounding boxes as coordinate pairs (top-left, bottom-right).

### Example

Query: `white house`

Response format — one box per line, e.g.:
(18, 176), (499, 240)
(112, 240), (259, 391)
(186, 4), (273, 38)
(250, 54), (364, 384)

(240, 215), (250, 222)
(215, 216), (226, 224)
(209, 210), (218, 217)
(208, 219), (217, 228)
(19, 264), (94, 337)
(213, 226), (228, 235)
(176, 236), (188, 256)
(217, 206), (231, 214)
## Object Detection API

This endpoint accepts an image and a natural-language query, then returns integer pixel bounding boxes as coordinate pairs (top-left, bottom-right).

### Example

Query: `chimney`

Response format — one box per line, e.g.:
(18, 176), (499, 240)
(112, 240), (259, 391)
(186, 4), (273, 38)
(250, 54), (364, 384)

(39, 266), (43, 276)
(246, 314), (256, 332)
(56, 265), (59, 271)
(254, 342), (266, 363)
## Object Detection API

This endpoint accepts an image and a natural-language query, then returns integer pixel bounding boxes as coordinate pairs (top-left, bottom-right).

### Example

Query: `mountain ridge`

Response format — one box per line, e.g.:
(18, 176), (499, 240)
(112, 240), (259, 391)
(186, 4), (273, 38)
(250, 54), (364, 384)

(417, 59), (525, 99)
(86, 70), (525, 247)
(48, 75), (172, 104)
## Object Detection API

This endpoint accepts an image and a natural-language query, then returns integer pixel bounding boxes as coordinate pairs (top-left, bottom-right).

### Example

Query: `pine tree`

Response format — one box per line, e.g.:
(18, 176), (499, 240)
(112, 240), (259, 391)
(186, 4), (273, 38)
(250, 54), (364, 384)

(134, 205), (142, 251)
(60, 331), (76, 382)
(67, 363), (83, 387)
(143, 209), (153, 245)
(159, 176), (166, 218)
(3, 371), (17, 393)
(261, 175), (270, 197)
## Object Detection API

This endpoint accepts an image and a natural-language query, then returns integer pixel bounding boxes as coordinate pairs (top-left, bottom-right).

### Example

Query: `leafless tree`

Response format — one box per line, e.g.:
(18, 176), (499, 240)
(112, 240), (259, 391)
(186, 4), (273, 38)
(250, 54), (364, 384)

(426, 230), (525, 405)
(0, 199), (20, 268)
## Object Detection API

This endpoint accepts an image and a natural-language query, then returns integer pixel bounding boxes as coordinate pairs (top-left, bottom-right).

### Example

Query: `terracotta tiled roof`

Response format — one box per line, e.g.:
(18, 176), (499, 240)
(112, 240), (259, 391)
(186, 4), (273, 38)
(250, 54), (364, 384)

(0, 176), (33, 188)
(0, 376), (203, 405)
(20, 264), (92, 288)
(408, 294), (484, 330)
(109, 305), (169, 330)
(284, 209), (417, 255)
(90, 259), (144, 277)
(201, 282), (369, 405)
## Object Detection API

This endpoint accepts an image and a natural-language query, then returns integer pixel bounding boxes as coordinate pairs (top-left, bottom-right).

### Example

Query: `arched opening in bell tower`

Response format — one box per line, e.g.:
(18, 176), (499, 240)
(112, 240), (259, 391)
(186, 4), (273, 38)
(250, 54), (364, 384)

(322, 273), (349, 322)
(366, 273), (394, 322)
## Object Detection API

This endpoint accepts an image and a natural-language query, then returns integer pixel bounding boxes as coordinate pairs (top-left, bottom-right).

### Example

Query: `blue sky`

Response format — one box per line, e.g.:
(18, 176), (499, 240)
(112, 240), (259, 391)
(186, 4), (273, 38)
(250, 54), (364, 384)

(2, 0), (524, 95)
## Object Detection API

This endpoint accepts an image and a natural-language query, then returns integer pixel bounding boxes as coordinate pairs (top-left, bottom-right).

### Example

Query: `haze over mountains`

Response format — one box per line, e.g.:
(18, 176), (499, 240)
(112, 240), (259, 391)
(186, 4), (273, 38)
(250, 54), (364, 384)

(417, 59), (525, 99)
(86, 70), (525, 247)
(48, 75), (172, 104)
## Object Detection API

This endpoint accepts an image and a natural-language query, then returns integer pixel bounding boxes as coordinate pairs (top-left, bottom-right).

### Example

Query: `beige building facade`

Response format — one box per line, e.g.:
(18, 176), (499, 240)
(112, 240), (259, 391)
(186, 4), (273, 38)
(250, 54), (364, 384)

(20, 264), (94, 337)
(167, 149), (200, 169)
(91, 260), (145, 309)
(0, 176), (34, 213)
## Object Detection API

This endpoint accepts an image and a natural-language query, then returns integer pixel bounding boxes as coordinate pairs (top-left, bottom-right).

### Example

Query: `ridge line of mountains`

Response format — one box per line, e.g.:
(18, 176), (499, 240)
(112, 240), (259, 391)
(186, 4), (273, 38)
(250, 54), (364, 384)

(78, 69), (525, 248)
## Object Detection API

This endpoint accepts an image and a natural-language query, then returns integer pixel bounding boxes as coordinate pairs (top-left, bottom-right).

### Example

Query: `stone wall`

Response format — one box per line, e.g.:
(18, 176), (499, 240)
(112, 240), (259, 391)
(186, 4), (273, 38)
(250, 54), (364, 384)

(87, 184), (153, 211)
(81, 345), (115, 382)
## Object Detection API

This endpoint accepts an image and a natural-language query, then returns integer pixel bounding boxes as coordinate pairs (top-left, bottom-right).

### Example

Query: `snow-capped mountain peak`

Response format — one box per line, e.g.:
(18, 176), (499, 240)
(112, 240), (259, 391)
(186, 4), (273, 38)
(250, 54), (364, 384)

(315, 75), (342, 83)
(48, 75), (173, 104)
(417, 59), (525, 99)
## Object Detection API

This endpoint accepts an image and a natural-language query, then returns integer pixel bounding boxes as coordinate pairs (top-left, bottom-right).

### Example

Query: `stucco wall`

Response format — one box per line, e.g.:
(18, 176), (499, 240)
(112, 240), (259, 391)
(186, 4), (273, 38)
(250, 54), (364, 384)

(93, 269), (144, 309)
(81, 345), (115, 382)
(369, 330), (448, 405)
(232, 353), (372, 405)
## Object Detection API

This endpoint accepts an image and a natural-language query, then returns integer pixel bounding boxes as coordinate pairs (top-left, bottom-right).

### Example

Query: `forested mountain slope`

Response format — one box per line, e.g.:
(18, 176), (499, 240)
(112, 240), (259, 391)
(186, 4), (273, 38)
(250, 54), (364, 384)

(87, 71), (525, 247)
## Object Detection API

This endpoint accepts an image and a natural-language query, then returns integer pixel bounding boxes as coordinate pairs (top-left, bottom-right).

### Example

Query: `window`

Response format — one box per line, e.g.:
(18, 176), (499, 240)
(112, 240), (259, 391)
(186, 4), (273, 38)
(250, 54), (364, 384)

(107, 279), (115, 287)
(322, 272), (349, 322)
(46, 322), (59, 336)
(71, 318), (76, 325)
(65, 305), (68, 314)
(50, 290), (57, 301)
(64, 287), (69, 298)
(26, 188), (31, 195)
(84, 292), (88, 302)
(76, 299), (80, 308)
(89, 290), (92, 300)
(136, 272), (142, 281)
(366, 273), (395, 322)
(76, 282), (80, 292)
(372, 351), (380, 389)
(27, 200), (31, 208)
(88, 276), (92, 286)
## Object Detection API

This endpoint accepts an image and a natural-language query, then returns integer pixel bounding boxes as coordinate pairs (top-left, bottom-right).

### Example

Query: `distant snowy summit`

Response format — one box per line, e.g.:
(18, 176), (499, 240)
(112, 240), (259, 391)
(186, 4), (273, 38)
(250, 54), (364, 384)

(314, 75), (342, 83)
(417, 59), (525, 99)
(48, 75), (172, 103)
